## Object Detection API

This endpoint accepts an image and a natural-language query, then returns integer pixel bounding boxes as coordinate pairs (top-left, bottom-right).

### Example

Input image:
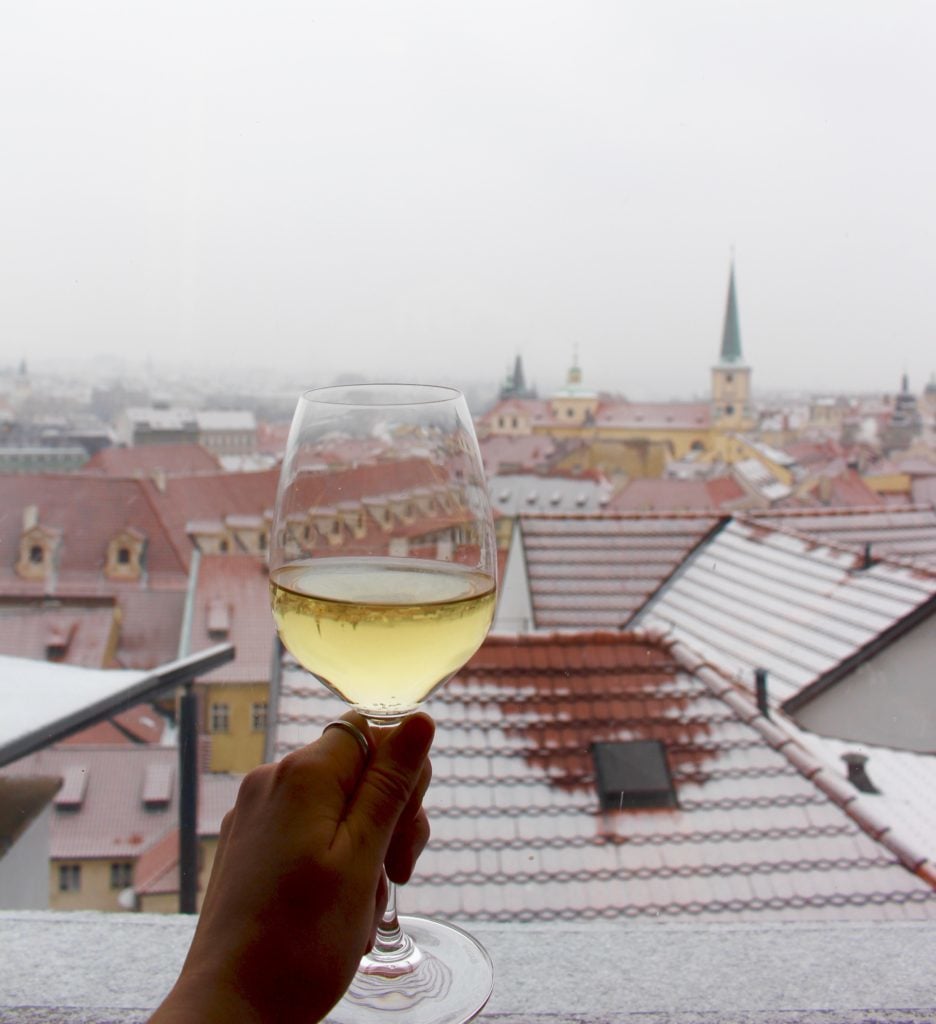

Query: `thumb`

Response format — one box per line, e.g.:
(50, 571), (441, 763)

(347, 714), (435, 855)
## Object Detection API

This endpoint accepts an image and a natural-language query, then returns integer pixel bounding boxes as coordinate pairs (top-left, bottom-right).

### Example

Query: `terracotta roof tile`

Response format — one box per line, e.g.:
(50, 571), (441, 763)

(0, 605), (118, 667)
(0, 475), (188, 584)
(189, 554), (275, 683)
(274, 631), (936, 923)
(747, 505), (936, 570)
(501, 513), (723, 630)
(79, 444), (221, 477)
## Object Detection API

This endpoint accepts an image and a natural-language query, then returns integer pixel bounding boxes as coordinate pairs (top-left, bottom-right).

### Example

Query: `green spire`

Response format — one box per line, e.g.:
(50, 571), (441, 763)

(719, 263), (743, 365)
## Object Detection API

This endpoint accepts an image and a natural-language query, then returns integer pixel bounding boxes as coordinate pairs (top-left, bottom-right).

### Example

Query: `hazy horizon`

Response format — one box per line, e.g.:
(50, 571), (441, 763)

(3, 2), (935, 399)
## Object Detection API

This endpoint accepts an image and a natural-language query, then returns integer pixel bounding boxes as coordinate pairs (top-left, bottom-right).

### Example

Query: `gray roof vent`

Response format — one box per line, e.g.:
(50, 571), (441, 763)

(842, 751), (879, 794)
(591, 739), (678, 811)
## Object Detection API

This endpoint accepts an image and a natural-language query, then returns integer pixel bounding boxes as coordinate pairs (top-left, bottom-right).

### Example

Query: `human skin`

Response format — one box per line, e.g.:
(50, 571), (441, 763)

(149, 711), (434, 1024)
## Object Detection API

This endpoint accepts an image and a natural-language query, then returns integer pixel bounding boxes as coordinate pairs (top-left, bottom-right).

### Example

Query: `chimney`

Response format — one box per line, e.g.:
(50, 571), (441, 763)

(22, 504), (38, 531)
(842, 751), (879, 794)
(754, 668), (769, 718)
(862, 542), (874, 570)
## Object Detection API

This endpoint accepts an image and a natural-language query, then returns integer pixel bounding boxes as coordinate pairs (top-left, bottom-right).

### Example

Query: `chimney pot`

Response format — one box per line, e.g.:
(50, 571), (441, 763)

(754, 668), (769, 718)
(842, 751), (879, 794)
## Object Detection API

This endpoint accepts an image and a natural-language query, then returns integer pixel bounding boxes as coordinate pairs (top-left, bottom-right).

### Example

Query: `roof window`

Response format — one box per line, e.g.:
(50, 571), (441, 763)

(142, 763), (174, 808)
(591, 739), (677, 810)
(55, 765), (89, 809)
(206, 598), (230, 638)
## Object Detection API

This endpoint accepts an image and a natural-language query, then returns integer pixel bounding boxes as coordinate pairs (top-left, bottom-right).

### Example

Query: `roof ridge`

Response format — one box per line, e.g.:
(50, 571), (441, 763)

(735, 514), (936, 578)
(665, 638), (936, 891)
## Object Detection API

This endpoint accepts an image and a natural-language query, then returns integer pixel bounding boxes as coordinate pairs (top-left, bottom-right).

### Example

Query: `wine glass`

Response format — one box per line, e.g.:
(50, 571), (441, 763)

(269, 383), (497, 1024)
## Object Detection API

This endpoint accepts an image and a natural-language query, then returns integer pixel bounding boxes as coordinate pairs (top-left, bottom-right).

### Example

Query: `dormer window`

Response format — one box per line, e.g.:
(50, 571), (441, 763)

(105, 529), (145, 581)
(17, 523), (60, 580)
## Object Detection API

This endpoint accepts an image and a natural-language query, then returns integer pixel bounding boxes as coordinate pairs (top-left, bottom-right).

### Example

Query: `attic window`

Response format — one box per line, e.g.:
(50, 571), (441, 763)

(117, 546), (131, 564)
(142, 763), (173, 808)
(55, 765), (89, 809)
(206, 598), (231, 638)
(591, 740), (677, 810)
(29, 544), (44, 564)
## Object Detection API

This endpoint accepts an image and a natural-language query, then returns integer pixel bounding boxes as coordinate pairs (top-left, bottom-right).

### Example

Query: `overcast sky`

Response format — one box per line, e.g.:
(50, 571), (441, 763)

(2, 1), (935, 399)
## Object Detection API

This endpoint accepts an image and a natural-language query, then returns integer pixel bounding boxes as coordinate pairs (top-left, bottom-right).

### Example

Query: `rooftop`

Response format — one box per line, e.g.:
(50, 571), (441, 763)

(276, 632), (936, 924)
(495, 513), (722, 631)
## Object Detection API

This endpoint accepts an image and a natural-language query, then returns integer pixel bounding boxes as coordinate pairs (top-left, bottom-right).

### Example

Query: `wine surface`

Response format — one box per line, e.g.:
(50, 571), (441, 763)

(270, 557), (496, 718)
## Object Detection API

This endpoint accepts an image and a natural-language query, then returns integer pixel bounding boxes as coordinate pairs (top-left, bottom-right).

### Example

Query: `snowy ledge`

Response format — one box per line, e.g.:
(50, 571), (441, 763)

(1, 912), (935, 1023)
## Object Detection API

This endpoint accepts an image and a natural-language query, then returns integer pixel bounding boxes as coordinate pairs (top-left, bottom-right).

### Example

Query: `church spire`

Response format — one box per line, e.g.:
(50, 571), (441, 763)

(719, 262), (744, 365)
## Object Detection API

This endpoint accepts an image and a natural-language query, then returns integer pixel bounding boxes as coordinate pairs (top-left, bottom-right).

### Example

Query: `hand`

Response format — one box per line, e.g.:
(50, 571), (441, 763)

(149, 711), (435, 1024)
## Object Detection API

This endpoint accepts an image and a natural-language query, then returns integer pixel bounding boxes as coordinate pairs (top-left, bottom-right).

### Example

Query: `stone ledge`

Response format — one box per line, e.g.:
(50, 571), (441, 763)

(1, 913), (934, 1023)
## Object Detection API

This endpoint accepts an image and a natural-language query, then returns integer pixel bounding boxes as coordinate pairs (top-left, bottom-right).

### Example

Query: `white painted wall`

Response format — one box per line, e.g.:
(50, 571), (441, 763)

(793, 615), (936, 753)
(0, 803), (52, 910)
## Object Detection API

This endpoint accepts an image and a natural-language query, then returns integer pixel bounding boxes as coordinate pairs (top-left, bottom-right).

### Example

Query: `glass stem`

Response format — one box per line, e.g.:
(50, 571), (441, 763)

(371, 876), (409, 958)
(362, 719), (419, 968)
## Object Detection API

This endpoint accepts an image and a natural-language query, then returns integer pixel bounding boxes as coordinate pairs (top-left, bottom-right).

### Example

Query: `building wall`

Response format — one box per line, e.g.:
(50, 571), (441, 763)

(49, 857), (133, 912)
(792, 617), (936, 753)
(0, 805), (52, 910)
(138, 891), (178, 914)
(549, 439), (671, 479)
(203, 682), (269, 773)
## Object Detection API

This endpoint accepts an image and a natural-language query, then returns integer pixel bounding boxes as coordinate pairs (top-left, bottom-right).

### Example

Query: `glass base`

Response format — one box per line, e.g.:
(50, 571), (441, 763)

(324, 915), (493, 1024)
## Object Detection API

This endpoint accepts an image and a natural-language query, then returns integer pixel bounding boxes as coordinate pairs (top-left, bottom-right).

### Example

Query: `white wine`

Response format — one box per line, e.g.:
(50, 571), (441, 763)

(270, 556), (496, 718)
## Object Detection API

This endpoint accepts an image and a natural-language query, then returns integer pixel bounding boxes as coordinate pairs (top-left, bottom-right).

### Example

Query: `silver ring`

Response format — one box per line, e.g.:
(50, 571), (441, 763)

(323, 719), (372, 762)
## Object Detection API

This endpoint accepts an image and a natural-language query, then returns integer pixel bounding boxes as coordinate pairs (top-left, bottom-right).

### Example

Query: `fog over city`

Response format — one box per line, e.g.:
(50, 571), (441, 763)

(3, 1), (935, 398)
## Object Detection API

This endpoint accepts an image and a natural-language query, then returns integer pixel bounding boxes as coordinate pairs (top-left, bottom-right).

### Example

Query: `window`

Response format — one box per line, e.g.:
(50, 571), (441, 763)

(258, 532), (267, 550)
(58, 864), (81, 892)
(29, 544), (44, 564)
(110, 862), (133, 889)
(219, 539), (229, 553)
(210, 702), (230, 734)
(591, 739), (678, 810)
(117, 546), (131, 564)
(251, 702), (268, 732)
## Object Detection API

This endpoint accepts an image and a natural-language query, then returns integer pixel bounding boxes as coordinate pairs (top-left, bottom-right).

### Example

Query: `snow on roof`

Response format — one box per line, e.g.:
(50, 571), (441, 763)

(733, 458), (792, 502)
(0, 657), (149, 766)
(504, 512), (722, 630)
(196, 411), (257, 431)
(748, 505), (936, 570)
(488, 474), (612, 516)
(633, 518), (936, 705)
(274, 633), (936, 922)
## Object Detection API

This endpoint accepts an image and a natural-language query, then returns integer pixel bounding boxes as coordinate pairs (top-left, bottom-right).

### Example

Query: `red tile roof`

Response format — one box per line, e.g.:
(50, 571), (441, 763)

(189, 555), (275, 683)
(595, 401), (712, 431)
(509, 513), (724, 629)
(0, 475), (188, 589)
(634, 517), (936, 704)
(608, 477), (746, 512)
(79, 444), (221, 477)
(141, 468), (279, 568)
(275, 632), (936, 921)
(2, 745), (178, 859)
(111, 590), (187, 669)
(479, 435), (557, 475)
(0, 605), (118, 668)
(746, 505), (936, 571)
